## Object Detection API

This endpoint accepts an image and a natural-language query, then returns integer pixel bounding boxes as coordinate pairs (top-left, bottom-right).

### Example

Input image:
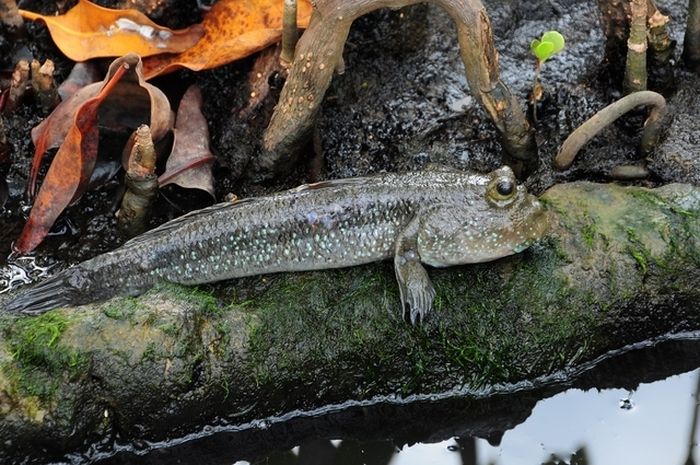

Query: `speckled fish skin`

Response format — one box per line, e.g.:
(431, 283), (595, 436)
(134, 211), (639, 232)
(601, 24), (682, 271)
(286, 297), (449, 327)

(4, 166), (548, 318)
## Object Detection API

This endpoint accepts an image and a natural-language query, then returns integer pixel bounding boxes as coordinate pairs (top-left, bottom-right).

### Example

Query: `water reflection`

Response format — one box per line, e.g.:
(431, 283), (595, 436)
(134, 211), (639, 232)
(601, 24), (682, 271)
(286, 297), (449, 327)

(96, 338), (700, 465)
(248, 367), (698, 465)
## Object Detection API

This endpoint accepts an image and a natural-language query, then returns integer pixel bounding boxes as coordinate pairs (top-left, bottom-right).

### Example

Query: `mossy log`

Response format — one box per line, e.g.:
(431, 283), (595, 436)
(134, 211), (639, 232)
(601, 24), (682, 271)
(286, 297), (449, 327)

(0, 182), (698, 463)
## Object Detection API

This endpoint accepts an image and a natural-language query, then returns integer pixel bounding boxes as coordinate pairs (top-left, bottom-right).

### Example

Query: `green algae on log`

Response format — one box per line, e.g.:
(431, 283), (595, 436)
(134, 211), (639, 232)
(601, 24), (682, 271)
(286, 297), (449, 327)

(0, 182), (699, 464)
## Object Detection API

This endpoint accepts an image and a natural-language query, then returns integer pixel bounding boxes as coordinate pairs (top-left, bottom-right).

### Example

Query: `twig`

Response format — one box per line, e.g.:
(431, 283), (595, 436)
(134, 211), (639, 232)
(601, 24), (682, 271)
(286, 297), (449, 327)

(554, 91), (666, 170)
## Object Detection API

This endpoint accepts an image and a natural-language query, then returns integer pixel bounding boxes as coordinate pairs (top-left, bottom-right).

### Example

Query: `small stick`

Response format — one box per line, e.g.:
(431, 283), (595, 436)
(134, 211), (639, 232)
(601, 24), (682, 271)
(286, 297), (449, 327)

(117, 125), (158, 237)
(554, 91), (666, 170)
(280, 0), (298, 67)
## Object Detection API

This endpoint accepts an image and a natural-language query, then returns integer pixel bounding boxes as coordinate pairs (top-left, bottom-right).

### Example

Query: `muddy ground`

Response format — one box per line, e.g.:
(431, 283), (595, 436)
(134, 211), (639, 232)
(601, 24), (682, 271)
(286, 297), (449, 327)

(0, 0), (698, 277)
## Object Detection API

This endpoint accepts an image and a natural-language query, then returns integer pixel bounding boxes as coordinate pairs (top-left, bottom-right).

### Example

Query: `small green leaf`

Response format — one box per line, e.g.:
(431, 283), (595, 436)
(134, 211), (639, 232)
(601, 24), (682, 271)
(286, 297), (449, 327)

(530, 39), (541, 55)
(534, 41), (555, 62)
(541, 30), (565, 53)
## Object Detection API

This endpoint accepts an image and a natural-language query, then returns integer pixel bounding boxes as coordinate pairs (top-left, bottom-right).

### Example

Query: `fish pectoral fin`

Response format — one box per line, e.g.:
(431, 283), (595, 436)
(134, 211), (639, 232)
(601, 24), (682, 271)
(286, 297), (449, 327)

(394, 254), (436, 325)
(394, 216), (436, 325)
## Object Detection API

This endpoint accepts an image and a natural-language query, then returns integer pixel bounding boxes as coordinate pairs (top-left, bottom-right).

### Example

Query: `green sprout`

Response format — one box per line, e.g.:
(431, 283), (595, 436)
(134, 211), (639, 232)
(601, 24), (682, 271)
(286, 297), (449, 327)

(531, 31), (566, 64)
(530, 30), (566, 123)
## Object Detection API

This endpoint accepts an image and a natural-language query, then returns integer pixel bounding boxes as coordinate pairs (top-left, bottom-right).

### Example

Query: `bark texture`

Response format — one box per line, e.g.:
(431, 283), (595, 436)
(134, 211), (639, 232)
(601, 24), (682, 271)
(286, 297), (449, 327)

(0, 182), (698, 464)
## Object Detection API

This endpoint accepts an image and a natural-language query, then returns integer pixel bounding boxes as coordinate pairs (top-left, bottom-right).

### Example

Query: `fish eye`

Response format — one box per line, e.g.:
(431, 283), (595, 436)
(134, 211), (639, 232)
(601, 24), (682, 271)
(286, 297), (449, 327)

(487, 175), (517, 205)
(497, 179), (514, 197)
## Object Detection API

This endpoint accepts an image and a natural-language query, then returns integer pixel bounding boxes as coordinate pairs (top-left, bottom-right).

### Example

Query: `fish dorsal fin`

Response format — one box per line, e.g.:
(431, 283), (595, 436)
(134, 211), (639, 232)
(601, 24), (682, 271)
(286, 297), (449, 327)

(123, 198), (253, 247)
(290, 177), (369, 193)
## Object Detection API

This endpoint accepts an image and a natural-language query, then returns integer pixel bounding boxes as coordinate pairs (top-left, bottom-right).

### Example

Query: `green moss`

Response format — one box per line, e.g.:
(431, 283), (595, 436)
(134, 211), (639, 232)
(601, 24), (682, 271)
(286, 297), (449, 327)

(581, 222), (598, 249)
(2, 312), (87, 403)
(625, 227), (651, 273)
(102, 297), (146, 322)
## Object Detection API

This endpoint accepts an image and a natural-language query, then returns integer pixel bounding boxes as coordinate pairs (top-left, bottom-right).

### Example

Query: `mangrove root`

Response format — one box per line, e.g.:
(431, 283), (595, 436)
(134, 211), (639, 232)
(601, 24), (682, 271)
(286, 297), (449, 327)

(29, 60), (59, 113)
(255, 0), (535, 180)
(623, 0), (647, 94)
(597, 0), (675, 91)
(117, 125), (158, 237)
(3, 60), (29, 115)
(280, 0), (299, 67)
(553, 90), (666, 170)
(684, 0), (700, 73)
(646, 2), (675, 92)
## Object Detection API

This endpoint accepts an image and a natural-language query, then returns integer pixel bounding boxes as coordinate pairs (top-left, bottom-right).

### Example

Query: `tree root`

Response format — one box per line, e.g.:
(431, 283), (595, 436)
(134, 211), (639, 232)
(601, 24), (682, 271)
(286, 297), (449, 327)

(623, 0), (647, 95)
(684, 0), (700, 73)
(253, 0), (535, 180)
(553, 90), (666, 170)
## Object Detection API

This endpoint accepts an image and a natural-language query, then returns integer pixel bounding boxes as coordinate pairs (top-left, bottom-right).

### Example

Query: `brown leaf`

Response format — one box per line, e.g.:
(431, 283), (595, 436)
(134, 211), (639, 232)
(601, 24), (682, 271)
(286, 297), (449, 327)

(29, 53), (173, 198)
(159, 84), (215, 199)
(141, 0), (313, 79)
(19, 0), (204, 62)
(15, 63), (128, 254)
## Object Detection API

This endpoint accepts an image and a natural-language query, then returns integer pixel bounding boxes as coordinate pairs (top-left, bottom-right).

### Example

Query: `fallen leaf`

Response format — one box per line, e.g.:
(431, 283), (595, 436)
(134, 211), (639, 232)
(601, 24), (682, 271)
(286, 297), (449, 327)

(19, 0), (204, 62)
(142, 0), (313, 79)
(29, 53), (172, 198)
(14, 63), (128, 254)
(159, 85), (215, 199)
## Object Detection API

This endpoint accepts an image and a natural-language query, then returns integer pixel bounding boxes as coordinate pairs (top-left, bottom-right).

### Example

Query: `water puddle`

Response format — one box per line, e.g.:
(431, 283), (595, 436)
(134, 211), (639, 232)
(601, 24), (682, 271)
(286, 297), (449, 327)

(89, 337), (700, 465)
(0, 255), (55, 295)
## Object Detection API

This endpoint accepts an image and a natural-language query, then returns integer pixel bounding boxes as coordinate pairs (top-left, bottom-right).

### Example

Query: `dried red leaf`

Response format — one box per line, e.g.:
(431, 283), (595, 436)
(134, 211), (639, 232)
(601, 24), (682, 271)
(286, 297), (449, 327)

(15, 63), (128, 254)
(159, 84), (215, 199)
(29, 53), (172, 198)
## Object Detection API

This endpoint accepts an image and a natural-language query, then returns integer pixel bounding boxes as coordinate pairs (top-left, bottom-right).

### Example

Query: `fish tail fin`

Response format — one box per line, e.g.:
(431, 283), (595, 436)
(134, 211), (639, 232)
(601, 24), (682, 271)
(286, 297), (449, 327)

(4, 266), (93, 315)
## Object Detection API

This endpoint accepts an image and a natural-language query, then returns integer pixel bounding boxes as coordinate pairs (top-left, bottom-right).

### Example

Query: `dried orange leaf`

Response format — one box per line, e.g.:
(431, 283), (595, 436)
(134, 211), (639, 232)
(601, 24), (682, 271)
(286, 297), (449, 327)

(159, 85), (215, 199)
(15, 63), (128, 254)
(19, 0), (204, 62)
(142, 0), (313, 79)
(29, 54), (172, 198)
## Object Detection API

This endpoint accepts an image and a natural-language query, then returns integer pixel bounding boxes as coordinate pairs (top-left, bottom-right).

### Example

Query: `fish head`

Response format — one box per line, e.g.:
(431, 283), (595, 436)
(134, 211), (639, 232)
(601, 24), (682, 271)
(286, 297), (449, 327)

(418, 166), (549, 266)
